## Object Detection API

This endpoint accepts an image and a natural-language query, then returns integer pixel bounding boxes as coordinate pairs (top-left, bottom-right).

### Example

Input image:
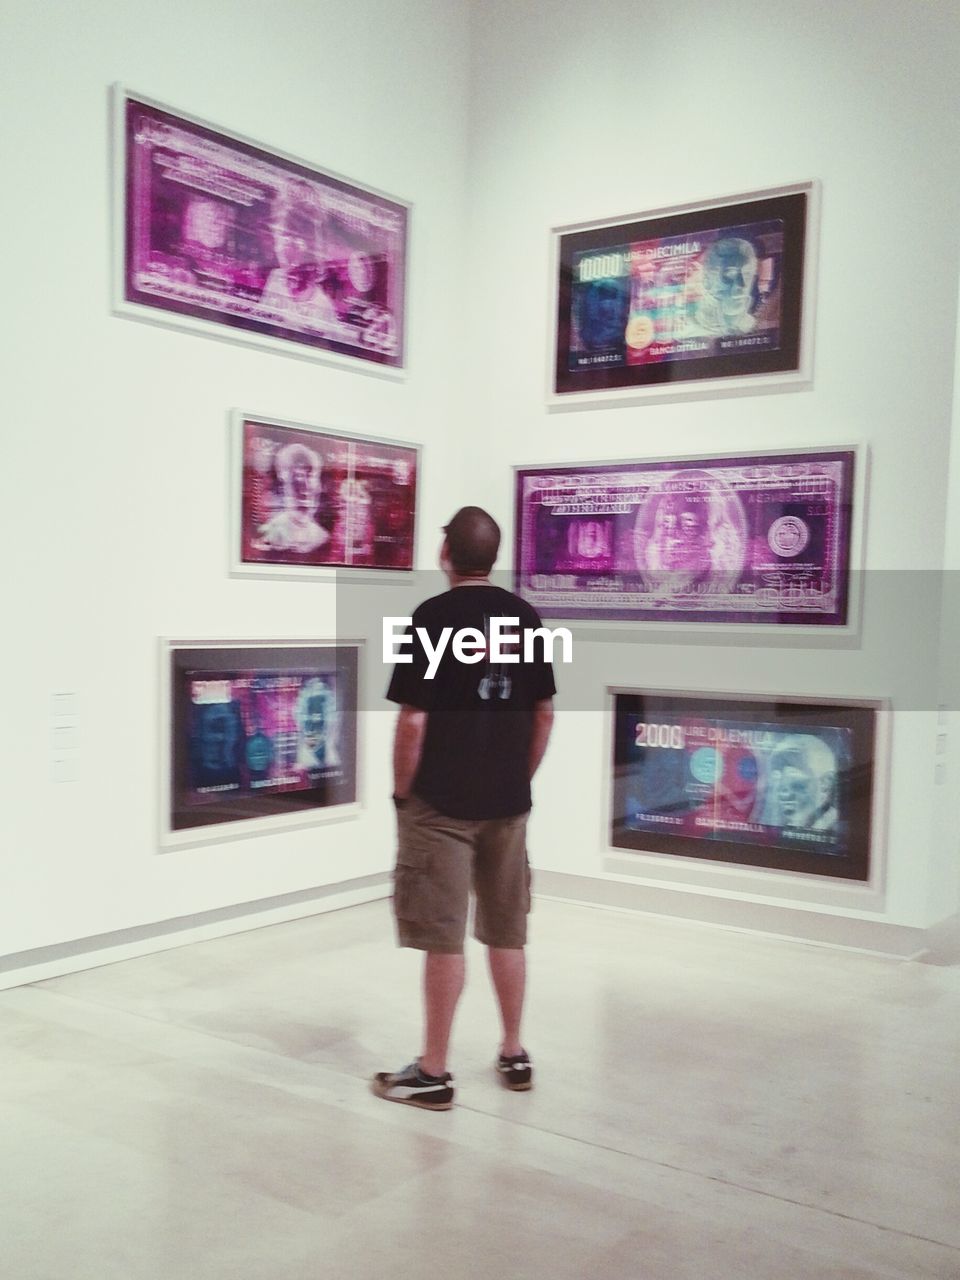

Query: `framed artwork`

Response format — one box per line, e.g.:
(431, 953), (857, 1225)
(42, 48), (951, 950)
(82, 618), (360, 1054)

(550, 182), (817, 406)
(161, 639), (360, 848)
(514, 447), (858, 628)
(609, 689), (882, 881)
(113, 86), (408, 372)
(231, 412), (419, 578)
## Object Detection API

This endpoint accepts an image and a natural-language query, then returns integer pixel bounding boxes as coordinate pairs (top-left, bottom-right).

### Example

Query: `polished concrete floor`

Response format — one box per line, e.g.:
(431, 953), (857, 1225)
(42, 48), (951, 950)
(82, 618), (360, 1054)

(1, 897), (958, 1279)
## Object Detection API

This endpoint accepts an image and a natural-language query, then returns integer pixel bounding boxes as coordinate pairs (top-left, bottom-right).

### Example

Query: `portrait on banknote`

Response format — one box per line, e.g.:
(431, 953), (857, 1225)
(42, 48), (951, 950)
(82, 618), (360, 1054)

(610, 690), (879, 880)
(232, 413), (418, 577)
(115, 88), (407, 370)
(551, 184), (815, 402)
(163, 640), (360, 846)
(514, 448), (856, 626)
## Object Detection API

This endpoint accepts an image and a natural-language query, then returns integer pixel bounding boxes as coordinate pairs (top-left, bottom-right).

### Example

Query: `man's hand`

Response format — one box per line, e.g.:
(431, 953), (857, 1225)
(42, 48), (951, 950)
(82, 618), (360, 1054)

(529, 697), (555, 780)
(393, 705), (428, 800)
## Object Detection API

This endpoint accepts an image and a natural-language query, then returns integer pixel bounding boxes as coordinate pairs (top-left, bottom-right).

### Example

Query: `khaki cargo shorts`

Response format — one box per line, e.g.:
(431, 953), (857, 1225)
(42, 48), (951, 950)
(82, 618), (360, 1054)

(392, 794), (532, 953)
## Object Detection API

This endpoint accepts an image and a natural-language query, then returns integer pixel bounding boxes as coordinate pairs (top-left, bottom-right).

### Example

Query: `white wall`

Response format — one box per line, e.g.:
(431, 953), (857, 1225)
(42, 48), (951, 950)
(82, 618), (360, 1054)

(463, 0), (960, 933)
(930, 253), (960, 935)
(2, 0), (471, 957)
(4, 0), (960, 972)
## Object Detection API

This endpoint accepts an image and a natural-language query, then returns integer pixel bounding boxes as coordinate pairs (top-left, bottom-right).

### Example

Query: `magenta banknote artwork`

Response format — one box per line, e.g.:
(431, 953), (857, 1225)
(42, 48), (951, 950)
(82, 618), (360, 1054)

(123, 95), (407, 366)
(239, 418), (417, 571)
(514, 450), (855, 625)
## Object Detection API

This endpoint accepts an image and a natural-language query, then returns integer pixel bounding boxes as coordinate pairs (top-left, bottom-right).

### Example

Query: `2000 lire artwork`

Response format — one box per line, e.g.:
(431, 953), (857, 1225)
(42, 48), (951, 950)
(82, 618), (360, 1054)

(119, 91), (407, 367)
(610, 690), (877, 880)
(515, 450), (855, 626)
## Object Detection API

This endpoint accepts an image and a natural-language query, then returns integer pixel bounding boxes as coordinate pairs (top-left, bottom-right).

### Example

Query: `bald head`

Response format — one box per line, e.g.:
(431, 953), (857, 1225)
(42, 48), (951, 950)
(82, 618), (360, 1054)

(443, 506), (501, 576)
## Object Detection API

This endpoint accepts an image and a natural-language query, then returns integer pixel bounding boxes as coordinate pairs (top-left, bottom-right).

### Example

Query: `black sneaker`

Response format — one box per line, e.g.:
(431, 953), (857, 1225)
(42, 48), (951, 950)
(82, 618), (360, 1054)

(371, 1060), (455, 1110)
(495, 1049), (533, 1091)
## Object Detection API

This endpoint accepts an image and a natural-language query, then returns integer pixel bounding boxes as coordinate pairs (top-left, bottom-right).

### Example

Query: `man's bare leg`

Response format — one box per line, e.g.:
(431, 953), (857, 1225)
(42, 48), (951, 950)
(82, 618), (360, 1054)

(419, 951), (465, 1076)
(487, 946), (526, 1056)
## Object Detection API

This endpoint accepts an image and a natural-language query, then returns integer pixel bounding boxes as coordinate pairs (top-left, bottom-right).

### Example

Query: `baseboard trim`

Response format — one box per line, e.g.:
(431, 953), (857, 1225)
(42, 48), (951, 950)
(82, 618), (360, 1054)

(0, 874), (392, 991)
(3, 872), (950, 989)
(922, 911), (960, 966)
(533, 870), (930, 959)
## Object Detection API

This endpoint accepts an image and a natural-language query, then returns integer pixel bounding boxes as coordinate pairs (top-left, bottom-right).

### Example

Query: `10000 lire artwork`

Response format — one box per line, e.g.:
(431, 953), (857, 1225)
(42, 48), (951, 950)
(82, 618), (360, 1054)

(552, 185), (811, 399)
(515, 450), (855, 626)
(117, 90), (407, 368)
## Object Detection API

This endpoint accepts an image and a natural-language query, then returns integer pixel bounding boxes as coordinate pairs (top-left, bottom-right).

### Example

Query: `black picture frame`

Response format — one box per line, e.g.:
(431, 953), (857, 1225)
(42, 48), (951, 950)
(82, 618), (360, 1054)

(552, 183), (814, 403)
(610, 688), (879, 881)
(164, 640), (360, 844)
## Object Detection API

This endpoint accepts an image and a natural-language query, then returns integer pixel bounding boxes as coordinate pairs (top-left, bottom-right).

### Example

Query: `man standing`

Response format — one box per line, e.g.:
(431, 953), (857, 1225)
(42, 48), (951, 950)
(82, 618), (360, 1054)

(372, 507), (556, 1110)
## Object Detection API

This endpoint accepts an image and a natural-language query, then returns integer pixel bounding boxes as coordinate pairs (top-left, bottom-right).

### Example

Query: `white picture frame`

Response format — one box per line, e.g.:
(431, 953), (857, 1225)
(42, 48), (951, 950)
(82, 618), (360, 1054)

(159, 636), (363, 851)
(111, 84), (410, 379)
(547, 179), (820, 409)
(511, 441), (868, 643)
(228, 410), (421, 582)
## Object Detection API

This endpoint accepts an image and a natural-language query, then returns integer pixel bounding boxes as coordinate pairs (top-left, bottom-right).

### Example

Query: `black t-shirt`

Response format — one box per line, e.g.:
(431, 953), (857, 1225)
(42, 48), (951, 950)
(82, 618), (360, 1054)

(386, 585), (557, 819)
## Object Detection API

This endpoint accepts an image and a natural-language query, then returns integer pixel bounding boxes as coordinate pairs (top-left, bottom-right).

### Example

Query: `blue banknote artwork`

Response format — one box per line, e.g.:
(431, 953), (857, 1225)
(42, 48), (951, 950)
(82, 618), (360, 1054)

(553, 187), (808, 395)
(187, 671), (341, 800)
(610, 692), (876, 880)
(623, 715), (850, 855)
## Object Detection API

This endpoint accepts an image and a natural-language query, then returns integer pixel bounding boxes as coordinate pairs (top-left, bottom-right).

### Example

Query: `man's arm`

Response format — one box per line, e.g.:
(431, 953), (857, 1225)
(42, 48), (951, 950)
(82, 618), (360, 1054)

(393, 704), (428, 799)
(528, 697), (555, 780)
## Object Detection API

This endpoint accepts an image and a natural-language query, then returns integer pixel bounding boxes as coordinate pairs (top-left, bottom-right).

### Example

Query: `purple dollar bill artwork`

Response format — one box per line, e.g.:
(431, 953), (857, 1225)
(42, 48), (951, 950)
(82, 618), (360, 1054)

(239, 419), (417, 571)
(514, 450), (855, 625)
(123, 95), (406, 366)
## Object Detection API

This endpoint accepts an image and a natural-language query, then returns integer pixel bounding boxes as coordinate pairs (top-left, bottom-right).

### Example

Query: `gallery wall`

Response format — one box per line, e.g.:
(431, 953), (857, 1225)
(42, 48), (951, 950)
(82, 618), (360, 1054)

(462, 0), (960, 943)
(4, 0), (960, 980)
(931, 268), (960, 942)
(2, 0), (472, 967)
